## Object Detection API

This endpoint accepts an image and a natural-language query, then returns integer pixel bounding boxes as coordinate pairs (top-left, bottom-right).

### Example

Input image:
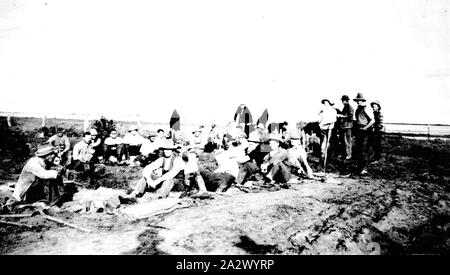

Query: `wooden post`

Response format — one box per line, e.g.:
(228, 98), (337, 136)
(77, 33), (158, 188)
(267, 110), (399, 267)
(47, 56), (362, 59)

(84, 115), (90, 132)
(6, 116), (11, 128)
(137, 114), (142, 131)
(427, 125), (430, 140)
(41, 114), (46, 127)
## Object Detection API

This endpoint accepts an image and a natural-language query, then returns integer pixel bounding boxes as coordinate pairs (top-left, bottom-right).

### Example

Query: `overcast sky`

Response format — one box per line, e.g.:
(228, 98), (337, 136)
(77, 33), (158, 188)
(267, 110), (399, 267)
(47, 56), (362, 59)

(0, 0), (449, 125)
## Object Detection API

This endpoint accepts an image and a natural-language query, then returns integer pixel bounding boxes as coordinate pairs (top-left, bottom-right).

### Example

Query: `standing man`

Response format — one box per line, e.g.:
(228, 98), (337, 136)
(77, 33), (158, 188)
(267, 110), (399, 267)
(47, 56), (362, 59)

(370, 100), (384, 163)
(338, 95), (355, 160)
(47, 127), (71, 166)
(318, 99), (337, 164)
(353, 93), (375, 175)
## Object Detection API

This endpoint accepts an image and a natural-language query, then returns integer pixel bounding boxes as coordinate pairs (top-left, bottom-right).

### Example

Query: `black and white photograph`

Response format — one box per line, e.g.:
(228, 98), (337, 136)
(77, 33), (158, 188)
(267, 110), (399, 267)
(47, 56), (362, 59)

(0, 0), (449, 259)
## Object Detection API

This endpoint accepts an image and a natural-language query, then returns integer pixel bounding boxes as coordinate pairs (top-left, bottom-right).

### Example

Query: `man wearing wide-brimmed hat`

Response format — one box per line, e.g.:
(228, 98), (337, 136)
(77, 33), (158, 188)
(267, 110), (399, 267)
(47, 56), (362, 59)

(370, 100), (384, 162)
(119, 140), (206, 203)
(318, 98), (338, 163)
(338, 95), (355, 160)
(122, 125), (145, 164)
(6, 144), (63, 208)
(353, 93), (375, 175)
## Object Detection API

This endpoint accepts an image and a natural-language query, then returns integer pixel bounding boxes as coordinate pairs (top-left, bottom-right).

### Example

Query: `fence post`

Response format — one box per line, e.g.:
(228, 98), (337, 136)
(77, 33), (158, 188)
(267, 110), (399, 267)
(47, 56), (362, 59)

(427, 125), (430, 140)
(41, 114), (46, 127)
(84, 115), (90, 132)
(7, 115), (11, 128)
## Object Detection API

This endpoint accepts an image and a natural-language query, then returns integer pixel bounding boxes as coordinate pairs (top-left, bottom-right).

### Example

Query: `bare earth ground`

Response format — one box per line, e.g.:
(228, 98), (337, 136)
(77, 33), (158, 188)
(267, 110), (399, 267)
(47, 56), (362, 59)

(0, 116), (450, 255)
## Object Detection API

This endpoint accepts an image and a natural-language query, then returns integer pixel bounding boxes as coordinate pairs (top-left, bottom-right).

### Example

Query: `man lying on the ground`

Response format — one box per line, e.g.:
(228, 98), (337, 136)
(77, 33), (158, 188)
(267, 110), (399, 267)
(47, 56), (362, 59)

(47, 127), (71, 167)
(138, 130), (161, 166)
(287, 132), (314, 179)
(261, 134), (292, 184)
(119, 140), (207, 204)
(123, 125), (145, 165)
(5, 144), (64, 211)
(103, 129), (125, 165)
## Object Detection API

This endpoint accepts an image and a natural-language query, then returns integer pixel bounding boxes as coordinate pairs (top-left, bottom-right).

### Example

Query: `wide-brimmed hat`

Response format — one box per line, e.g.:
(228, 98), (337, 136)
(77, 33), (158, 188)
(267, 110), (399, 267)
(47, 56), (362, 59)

(341, 95), (350, 101)
(353, 93), (367, 102)
(370, 100), (381, 109)
(35, 144), (57, 157)
(159, 140), (178, 150)
(321, 99), (334, 105)
(56, 127), (65, 133)
(128, 125), (139, 132)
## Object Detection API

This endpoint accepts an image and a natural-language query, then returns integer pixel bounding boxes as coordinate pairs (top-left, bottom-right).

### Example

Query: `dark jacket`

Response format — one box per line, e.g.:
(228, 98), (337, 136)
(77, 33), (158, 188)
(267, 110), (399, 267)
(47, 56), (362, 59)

(340, 104), (354, 129)
(373, 110), (384, 132)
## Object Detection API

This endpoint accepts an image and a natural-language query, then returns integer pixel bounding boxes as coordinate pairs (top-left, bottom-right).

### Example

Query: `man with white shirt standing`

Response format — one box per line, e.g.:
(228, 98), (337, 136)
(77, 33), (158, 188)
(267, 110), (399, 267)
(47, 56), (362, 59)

(318, 99), (338, 164)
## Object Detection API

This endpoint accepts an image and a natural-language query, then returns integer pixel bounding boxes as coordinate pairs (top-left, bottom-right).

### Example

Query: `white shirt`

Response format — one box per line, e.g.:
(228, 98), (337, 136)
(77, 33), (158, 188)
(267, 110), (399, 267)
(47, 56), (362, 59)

(123, 133), (145, 146)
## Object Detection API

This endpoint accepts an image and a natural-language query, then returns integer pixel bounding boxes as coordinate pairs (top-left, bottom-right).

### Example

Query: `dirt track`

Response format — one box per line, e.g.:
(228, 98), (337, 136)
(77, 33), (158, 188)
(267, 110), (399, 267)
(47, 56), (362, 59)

(2, 171), (449, 255)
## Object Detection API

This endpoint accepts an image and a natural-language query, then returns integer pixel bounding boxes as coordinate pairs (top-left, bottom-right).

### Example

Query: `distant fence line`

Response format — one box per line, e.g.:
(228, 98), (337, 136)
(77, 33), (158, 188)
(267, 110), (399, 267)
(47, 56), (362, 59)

(1, 111), (450, 137)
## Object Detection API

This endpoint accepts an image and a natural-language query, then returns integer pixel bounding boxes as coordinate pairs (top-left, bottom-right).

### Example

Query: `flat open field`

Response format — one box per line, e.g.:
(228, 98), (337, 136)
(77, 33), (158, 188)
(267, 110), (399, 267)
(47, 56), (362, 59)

(0, 116), (449, 255)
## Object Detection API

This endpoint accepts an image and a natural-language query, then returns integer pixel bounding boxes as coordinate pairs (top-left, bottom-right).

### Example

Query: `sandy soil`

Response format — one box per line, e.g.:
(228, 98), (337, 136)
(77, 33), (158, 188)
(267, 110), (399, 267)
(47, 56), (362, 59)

(1, 171), (449, 255)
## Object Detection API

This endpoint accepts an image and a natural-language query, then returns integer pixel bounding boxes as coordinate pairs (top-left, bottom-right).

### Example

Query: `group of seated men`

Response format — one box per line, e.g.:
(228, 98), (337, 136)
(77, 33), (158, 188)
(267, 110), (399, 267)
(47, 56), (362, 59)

(118, 122), (314, 204)
(5, 122), (315, 209)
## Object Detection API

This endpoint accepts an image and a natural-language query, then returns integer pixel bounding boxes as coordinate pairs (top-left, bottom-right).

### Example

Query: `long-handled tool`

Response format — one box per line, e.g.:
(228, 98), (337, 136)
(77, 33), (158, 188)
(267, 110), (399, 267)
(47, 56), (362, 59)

(38, 209), (92, 233)
(323, 126), (333, 173)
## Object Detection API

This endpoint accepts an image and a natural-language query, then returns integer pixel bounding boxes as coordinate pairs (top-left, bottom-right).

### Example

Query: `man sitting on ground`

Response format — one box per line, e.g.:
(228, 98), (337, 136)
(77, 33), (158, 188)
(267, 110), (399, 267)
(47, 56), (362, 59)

(72, 132), (97, 187)
(261, 134), (292, 185)
(103, 129), (125, 165)
(123, 125), (145, 165)
(47, 127), (71, 167)
(287, 132), (314, 179)
(138, 130), (161, 166)
(119, 140), (207, 204)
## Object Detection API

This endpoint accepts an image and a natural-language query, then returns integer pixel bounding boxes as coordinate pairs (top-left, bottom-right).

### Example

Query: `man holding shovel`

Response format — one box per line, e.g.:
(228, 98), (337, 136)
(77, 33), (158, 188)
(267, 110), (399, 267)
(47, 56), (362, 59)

(318, 99), (337, 171)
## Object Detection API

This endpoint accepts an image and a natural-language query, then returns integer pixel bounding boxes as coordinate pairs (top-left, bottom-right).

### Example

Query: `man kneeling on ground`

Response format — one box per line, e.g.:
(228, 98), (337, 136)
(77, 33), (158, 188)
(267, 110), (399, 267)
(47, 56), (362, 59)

(119, 140), (207, 204)
(5, 144), (64, 211)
